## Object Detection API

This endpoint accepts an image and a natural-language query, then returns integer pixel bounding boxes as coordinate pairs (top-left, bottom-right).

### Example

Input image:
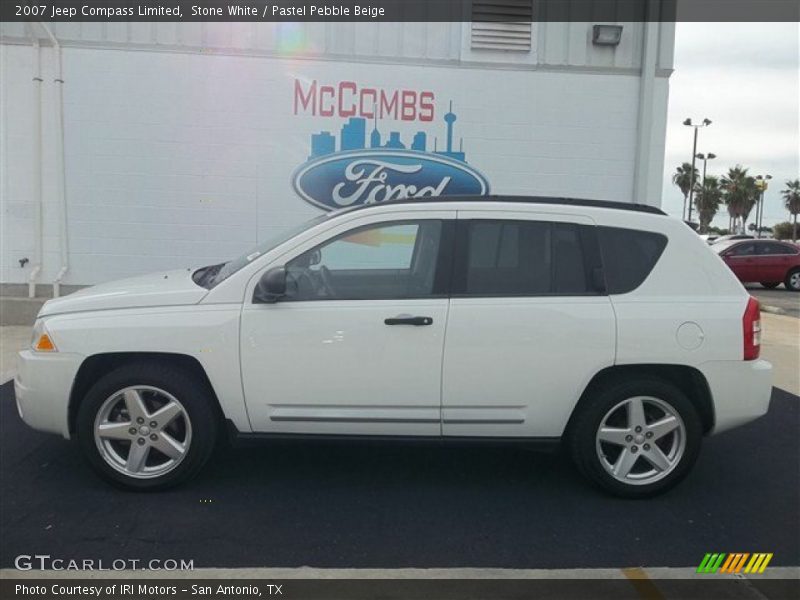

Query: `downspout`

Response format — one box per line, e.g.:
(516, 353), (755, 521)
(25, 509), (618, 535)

(37, 22), (69, 297)
(632, 1), (659, 204)
(28, 25), (44, 298)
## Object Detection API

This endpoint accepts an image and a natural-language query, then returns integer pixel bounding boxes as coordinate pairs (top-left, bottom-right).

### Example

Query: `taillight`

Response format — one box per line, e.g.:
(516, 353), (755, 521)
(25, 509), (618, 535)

(743, 296), (761, 361)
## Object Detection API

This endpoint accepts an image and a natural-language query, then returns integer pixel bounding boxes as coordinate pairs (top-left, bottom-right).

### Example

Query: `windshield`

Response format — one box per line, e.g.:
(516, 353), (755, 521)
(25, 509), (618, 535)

(194, 214), (330, 288)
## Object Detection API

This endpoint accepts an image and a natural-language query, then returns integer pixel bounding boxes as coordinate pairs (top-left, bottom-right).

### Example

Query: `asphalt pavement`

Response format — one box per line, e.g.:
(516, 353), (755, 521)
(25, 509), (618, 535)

(1, 382), (798, 571)
(747, 285), (800, 318)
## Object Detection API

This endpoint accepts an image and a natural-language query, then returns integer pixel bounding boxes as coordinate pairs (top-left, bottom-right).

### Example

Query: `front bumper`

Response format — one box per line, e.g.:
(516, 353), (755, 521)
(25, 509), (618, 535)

(700, 358), (773, 435)
(14, 350), (84, 439)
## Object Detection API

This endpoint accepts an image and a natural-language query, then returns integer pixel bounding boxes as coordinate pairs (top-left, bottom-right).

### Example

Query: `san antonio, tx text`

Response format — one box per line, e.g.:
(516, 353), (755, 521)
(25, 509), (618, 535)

(15, 583), (281, 596)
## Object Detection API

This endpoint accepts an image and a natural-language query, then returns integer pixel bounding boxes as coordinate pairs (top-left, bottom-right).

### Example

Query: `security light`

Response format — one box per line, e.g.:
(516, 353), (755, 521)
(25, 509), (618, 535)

(592, 24), (623, 46)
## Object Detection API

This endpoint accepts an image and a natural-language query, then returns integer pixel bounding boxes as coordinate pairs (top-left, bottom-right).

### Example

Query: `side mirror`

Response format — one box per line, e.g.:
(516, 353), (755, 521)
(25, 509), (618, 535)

(253, 267), (287, 304)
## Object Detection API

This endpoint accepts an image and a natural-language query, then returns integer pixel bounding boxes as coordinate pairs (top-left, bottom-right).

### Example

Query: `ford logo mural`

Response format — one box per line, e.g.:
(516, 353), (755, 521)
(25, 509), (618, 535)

(291, 99), (491, 211)
(292, 150), (490, 211)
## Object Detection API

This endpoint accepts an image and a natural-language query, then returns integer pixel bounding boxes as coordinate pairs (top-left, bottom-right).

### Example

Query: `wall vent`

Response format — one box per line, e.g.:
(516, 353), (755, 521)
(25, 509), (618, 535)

(471, 1), (533, 52)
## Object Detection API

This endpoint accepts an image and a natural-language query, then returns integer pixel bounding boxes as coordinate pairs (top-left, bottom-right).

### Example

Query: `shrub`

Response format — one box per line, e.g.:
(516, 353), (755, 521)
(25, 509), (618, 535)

(773, 221), (800, 240)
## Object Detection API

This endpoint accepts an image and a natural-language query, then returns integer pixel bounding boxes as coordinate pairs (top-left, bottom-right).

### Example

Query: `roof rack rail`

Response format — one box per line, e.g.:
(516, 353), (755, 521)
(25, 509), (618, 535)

(345, 195), (666, 216)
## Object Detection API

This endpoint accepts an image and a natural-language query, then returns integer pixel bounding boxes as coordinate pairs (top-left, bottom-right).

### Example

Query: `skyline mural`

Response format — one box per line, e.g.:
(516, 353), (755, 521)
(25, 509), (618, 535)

(309, 101), (467, 162)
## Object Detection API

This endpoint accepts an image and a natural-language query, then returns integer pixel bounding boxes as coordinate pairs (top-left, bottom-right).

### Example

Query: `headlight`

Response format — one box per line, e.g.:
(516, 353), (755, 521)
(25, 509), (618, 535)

(31, 319), (58, 352)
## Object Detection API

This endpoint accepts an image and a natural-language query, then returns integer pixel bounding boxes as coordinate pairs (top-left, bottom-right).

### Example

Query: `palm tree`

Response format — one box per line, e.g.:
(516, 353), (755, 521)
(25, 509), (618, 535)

(695, 176), (723, 233)
(782, 179), (800, 242)
(721, 166), (757, 233)
(672, 163), (698, 221)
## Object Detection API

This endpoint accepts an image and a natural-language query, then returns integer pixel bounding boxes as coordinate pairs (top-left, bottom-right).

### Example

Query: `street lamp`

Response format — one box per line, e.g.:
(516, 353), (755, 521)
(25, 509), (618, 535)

(695, 152), (717, 188)
(754, 175), (772, 238)
(683, 118), (712, 223)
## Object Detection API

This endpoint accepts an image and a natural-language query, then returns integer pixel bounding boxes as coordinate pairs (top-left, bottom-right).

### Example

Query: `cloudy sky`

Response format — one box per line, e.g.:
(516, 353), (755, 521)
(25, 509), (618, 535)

(661, 23), (799, 227)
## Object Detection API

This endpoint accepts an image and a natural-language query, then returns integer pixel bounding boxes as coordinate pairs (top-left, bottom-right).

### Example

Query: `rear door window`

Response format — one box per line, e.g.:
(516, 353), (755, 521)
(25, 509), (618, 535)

(597, 227), (668, 294)
(454, 220), (602, 296)
(759, 242), (797, 255)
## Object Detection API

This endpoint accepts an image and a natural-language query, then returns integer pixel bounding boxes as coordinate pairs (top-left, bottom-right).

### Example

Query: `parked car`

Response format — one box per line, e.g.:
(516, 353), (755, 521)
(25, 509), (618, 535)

(15, 197), (772, 497)
(699, 234), (719, 244)
(713, 239), (800, 291)
(710, 234), (754, 245)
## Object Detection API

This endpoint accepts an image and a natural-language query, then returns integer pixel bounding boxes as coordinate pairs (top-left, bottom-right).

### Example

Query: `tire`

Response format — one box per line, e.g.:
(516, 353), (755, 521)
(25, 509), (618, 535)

(785, 268), (800, 292)
(760, 282), (780, 289)
(568, 377), (702, 498)
(76, 361), (218, 491)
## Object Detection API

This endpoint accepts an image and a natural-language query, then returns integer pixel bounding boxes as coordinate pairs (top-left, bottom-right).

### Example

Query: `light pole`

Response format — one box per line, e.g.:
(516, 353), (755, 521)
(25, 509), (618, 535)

(695, 152), (716, 188)
(683, 118), (712, 223)
(695, 152), (716, 233)
(754, 175), (772, 238)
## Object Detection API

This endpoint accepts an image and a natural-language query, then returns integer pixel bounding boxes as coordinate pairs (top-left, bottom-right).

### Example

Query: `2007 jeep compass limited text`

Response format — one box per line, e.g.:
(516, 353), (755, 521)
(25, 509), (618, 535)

(15, 197), (772, 497)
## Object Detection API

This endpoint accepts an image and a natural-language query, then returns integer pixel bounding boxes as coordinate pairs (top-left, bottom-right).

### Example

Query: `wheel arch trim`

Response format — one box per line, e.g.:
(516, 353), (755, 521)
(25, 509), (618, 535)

(68, 352), (226, 436)
(564, 363), (715, 437)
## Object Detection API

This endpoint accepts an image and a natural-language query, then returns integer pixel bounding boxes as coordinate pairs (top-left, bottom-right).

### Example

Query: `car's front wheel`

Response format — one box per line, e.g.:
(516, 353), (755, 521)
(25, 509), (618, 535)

(76, 362), (218, 490)
(568, 378), (702, 498)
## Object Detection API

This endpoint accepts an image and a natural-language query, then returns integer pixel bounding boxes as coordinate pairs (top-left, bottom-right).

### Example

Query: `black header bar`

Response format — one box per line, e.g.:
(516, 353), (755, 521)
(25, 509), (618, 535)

(2, 1), (799, 23)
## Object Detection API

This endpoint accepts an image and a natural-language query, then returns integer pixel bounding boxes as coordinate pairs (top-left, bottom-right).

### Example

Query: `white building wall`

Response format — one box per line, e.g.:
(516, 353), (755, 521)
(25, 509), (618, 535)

(0, 20), (672, 72)
(0, 21), (673, 286)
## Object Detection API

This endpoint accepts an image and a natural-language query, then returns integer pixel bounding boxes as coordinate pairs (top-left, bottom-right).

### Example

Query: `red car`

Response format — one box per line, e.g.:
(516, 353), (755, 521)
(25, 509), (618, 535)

(713, 239), (800, 291)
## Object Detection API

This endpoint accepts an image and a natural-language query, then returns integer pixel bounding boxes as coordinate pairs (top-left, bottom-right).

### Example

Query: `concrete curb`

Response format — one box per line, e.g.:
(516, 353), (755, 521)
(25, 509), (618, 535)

(0, 297), (45, 327)
(761, 304), (787, 316)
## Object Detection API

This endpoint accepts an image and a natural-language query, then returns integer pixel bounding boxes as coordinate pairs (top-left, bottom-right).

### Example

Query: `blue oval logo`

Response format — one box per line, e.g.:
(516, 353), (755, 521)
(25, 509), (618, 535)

(292, 150), (490, 211)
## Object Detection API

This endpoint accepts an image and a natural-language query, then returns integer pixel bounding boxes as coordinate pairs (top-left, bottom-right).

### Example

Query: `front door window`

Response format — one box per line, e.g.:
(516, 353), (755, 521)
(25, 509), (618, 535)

(285, 221), (443, 301)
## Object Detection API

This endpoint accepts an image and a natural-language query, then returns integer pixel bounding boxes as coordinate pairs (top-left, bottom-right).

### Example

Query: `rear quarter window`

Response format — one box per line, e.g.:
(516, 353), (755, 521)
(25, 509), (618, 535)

(598, 227), (668, 294)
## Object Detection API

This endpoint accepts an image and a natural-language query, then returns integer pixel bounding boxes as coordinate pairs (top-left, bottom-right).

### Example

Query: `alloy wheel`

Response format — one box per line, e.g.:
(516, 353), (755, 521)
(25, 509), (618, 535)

(595, 396), (686, 486)
(93, 386), (192, 479)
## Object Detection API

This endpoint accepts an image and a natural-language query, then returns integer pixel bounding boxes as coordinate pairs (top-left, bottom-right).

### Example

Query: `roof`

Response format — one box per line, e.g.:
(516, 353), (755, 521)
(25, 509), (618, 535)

(343, 195), (666, 216)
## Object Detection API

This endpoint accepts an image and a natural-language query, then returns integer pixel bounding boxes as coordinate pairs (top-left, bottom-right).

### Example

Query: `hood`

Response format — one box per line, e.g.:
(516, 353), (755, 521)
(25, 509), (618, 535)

(39, 269), (208, 317)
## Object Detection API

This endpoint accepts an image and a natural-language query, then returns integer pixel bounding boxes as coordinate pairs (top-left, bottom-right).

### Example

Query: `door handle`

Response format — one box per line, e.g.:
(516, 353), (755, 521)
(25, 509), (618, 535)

(384, 315), (433, 326)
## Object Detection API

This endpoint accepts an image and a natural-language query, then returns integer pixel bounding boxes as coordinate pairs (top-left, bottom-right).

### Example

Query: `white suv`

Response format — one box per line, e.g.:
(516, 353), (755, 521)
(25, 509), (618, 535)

(15, 197), (772, 497)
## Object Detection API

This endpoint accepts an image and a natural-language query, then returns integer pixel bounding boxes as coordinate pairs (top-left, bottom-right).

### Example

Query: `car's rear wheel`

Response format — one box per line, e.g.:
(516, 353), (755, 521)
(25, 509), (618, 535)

(568, 378), (702, 498)
(760, 282), (780, 289)
(785, 268), (800, 292)
(76, 362), (218, 490)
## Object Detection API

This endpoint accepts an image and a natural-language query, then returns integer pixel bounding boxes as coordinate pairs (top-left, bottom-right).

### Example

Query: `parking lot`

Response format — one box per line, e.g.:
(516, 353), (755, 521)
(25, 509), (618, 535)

(748, 285), (800, 318)
(1, 378), (797, 571)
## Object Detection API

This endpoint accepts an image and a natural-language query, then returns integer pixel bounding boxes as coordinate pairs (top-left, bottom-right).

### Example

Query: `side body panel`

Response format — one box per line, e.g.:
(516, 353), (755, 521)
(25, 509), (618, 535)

(35, 304), (250, 434)
(442, 296), (615, 437)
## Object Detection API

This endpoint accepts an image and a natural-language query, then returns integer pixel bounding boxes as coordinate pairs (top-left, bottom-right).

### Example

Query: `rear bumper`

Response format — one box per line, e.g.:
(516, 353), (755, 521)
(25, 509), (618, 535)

(700, 359), (773, 435)
(14, 350), (83, 439)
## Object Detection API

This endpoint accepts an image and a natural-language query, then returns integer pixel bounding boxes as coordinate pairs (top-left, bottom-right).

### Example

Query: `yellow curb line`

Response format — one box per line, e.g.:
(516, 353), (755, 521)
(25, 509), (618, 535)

(622, 567), (666, 600)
